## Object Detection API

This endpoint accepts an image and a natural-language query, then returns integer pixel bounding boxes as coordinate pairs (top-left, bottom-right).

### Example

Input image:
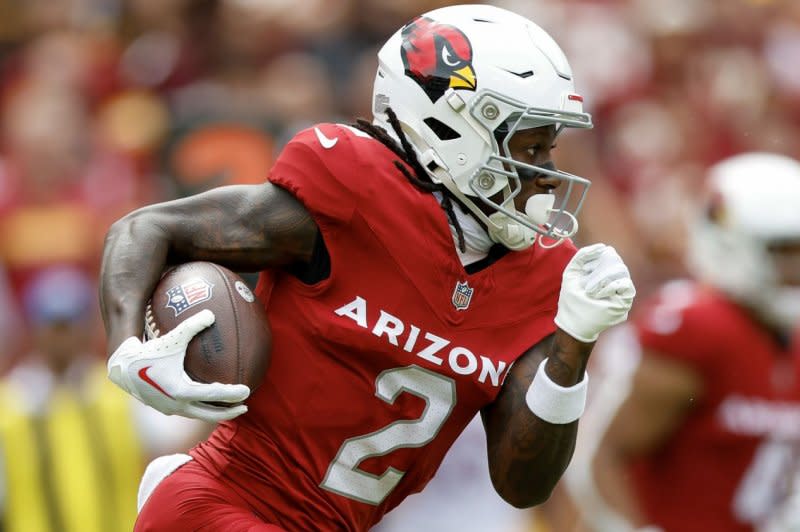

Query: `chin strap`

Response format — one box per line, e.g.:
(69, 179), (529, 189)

(486, 193), (580, 251)
(487, 211), (538, 250)
(485, 193), (549, 251)
(432, 164), (579, 251)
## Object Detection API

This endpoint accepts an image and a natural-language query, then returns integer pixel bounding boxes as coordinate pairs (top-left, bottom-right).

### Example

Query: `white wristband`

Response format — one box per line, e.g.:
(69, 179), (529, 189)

(525, 358), (588, 424)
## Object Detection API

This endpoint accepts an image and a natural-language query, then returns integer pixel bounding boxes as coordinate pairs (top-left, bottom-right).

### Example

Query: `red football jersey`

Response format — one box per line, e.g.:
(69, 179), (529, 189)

(190, 124), (575, 531)
(631, 280), (800, 532)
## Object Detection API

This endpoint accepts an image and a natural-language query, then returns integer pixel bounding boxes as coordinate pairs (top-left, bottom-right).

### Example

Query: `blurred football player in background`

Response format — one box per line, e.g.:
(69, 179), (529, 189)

(562, 153), (800, 532)
(0, 266), (208, 532)
(100, 4), (635, 531)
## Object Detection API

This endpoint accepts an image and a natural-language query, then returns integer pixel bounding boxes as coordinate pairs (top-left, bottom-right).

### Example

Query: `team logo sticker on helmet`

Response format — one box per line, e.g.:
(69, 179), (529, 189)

(452, 280), (474, 311)
(165, 277), (214, 316)
(401, 16), (477, 103)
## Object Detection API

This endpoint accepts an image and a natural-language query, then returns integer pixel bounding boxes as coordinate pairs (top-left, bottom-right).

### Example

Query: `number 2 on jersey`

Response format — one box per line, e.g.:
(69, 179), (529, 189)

(320, 365), (457, 505)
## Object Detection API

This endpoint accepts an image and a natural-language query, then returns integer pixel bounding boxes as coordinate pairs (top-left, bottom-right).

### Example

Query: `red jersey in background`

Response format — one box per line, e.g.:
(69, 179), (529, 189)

(632, 280), (800, 532)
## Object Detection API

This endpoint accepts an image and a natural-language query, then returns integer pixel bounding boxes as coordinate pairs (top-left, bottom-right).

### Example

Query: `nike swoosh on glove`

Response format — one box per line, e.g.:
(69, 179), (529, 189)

(554, 243), (636, 343)
(107, 309), (251, 422)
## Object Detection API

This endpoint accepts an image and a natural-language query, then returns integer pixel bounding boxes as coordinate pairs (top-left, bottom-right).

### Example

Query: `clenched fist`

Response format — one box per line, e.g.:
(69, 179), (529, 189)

(555, 244), (636, 343)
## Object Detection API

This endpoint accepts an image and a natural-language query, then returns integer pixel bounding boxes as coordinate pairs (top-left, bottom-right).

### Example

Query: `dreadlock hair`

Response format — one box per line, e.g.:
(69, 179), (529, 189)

(353, 107), (466, 253)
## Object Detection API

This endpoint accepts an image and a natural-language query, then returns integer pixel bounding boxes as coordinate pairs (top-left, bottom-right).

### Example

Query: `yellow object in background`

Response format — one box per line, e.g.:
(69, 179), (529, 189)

(0, 365), (143, 532)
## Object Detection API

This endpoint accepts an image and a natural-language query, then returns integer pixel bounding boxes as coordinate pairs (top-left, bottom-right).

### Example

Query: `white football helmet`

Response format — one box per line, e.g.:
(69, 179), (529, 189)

(687, 152), (800, 331)
(372, 4), (593, 250)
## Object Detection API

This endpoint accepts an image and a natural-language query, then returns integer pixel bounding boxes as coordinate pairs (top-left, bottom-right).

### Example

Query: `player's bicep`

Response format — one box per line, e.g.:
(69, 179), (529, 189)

(142, 183), (318, 271)
(603, 349), (703, 455)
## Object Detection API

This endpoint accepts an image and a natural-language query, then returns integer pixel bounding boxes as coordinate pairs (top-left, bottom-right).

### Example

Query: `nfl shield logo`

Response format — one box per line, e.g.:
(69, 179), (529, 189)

(165, 277), (214, 316)
(451, 280), (474, 311)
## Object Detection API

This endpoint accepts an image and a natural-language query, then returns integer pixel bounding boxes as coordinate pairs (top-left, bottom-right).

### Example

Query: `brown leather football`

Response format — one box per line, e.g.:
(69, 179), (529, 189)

(144, 262), (271, 392)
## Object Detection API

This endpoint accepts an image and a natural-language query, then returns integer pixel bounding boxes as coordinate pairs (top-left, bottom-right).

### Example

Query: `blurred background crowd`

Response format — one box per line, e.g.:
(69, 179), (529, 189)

(4, 0), (800, 366)
(0, 0), (799, 530)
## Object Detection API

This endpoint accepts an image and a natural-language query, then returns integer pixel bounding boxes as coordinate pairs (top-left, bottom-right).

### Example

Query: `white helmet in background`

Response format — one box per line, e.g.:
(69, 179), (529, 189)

(372, 4), (593, 250)
(687, 153), (800, 331)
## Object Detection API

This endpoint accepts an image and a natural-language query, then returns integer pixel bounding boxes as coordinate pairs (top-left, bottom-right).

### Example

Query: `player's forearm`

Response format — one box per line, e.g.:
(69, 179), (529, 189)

(100, 210), (172, 353)
(485, 409), (578, 508)
(588, 447), (651, 530)
(481, 331), (592, 508)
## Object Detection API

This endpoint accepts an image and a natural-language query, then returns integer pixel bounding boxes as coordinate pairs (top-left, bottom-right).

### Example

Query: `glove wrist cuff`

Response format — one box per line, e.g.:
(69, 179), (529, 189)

(554, 313), (599, 343)
(525, 358), (588, 424)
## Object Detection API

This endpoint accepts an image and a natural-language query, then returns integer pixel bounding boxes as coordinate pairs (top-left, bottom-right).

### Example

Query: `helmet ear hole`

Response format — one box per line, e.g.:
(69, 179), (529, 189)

(423, 117), (461, 141)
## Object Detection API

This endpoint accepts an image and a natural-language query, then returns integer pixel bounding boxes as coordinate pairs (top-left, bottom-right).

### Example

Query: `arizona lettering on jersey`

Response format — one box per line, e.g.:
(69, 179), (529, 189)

(334, 295), (510, 387)
(190, 124), (575, 531)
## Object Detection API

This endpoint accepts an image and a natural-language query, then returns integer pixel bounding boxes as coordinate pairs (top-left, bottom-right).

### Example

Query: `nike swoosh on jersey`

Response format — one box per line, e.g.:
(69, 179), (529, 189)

(138, 366), (174, 398)
(314, 127), (339, 149)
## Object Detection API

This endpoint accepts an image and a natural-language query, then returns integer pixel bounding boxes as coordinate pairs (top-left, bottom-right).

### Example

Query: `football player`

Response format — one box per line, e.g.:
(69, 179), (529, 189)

(100, 5), (635, 531)
(563, 153), (800, 532)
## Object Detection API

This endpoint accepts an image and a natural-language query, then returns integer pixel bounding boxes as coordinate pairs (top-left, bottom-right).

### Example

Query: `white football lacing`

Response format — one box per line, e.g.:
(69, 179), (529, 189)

(144, 301), (161, 340)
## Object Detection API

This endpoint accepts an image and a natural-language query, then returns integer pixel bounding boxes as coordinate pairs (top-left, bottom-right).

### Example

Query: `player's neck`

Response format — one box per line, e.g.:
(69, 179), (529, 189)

(434, 191), (492, 266)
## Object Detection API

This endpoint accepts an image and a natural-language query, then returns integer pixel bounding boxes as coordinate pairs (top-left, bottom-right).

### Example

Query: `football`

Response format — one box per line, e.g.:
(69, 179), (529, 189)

(144, 262), (271, 392)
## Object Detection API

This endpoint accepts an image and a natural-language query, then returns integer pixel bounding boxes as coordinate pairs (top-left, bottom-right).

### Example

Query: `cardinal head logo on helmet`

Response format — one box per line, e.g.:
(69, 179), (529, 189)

(400, 16), (477, 102)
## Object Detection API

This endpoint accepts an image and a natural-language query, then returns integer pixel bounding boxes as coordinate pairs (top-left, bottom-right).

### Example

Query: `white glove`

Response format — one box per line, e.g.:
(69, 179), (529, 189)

(107, 309), (251, 423)
(555, 243), (636, 342)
